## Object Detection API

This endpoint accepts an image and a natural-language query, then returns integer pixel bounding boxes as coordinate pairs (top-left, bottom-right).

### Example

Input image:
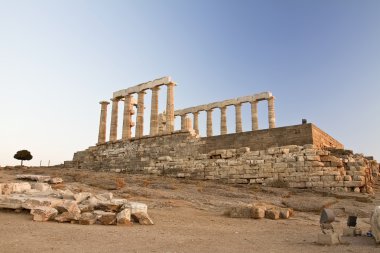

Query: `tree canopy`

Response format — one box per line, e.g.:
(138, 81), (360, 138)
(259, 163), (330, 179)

(14, 150), (33, 166)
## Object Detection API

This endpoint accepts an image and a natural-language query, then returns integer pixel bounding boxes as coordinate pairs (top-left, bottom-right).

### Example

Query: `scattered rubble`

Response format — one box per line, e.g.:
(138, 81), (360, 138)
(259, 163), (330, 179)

(0, 182), (152, 226)
(227, 203), (294, 221)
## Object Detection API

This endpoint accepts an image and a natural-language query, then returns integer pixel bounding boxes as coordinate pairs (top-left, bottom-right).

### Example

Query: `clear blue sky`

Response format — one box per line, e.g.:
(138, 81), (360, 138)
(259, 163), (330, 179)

(1, 0), (379, 166)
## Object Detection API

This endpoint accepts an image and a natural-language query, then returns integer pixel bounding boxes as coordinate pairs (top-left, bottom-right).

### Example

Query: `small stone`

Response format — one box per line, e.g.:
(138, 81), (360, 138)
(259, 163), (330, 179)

(95, 192), (113, 201)
(31, 206), (58, 221)
(354, 187), (361, 193)
(131, 212), (154, 225)
(251, 207), (265, 219)
(265, 209), (280, 220)
(279, 208), (293, 219)
(79, 212), (97, 225)
(78, 204), (93, 213)
(116, 209), (132, 225)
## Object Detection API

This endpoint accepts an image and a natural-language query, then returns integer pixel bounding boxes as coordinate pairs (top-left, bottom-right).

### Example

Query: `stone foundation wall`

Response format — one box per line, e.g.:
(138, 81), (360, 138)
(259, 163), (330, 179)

(70, 127), (377, 193)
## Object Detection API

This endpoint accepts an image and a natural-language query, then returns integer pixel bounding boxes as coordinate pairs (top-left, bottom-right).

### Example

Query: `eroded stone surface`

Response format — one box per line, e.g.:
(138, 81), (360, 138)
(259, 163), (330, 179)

(31, 206), (58, 221)
(131, 212), (154, 225)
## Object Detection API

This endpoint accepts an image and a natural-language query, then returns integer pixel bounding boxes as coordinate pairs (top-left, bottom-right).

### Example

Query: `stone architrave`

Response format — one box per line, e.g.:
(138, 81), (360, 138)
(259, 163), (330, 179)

(150, 86), (160, 136)
(220, 106), (227, 135)
(109, 98), (120, 142)
(206, 109), (213, 137)
(193, 111), (199, 135)
(235, 103), (242, 133)
(135, 91), (146, 138)
(122, 94), (132, 140)
(166, 82), (175, 133)
(97, 101), (110, 144)
(251, 100), (258, 131)
(268, 97), (276, 129)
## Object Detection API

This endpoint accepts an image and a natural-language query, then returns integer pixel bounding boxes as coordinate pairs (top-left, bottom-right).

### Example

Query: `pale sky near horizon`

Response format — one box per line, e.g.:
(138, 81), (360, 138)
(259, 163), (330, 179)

(1, 0), (380, 166)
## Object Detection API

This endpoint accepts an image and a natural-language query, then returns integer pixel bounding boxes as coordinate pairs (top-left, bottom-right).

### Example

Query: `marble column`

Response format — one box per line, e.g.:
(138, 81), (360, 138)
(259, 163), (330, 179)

(97, 101), (110, 144)
(220, 106), (227, 135)
(181, 114), (187, 130)
(135, 91), (146, 138)
(122, 94), (132, 140)
(206, 109), (213, 137)
(109, 98), (119, 142)
(268, 97), (276, 128)
(235, 103), (242, 133)
(193, 111), (199, 135)
(250, 100), (258, 131)
(150, 86), (160, 136)
(166, 82), (175, 133)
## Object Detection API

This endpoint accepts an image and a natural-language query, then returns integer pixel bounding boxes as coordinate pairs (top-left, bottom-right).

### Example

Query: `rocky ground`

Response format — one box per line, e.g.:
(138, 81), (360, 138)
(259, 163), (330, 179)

(0, 166), (380, 253)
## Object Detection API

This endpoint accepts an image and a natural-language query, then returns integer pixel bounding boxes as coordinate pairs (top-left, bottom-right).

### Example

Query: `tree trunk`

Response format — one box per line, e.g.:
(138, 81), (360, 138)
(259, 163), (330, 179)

(21, 160), (23, 166)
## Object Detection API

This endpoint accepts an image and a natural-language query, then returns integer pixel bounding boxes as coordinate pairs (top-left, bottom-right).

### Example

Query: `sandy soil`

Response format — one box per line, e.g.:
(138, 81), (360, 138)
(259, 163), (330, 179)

(0, 167), (379, 253)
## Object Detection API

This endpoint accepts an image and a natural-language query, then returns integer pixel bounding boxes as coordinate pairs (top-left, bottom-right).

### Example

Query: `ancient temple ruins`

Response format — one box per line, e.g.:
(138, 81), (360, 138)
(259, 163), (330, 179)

(69, 76), (378, 194)
(96, 76), (276, 143)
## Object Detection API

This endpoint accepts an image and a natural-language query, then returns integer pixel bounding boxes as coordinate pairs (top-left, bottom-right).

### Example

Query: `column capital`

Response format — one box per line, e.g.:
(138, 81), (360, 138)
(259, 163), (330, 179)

(99, 101), (110, 105)
(151, 86), (161, 91)
(166, 82), (176, 87)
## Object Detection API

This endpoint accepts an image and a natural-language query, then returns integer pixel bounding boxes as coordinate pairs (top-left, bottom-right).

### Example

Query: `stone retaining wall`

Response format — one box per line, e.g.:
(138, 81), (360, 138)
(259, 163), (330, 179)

(70, 126), (377, 193)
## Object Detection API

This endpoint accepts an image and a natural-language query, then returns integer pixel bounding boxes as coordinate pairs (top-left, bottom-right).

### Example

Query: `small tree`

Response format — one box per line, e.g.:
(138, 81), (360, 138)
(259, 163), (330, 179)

(14, 150), (33, 166)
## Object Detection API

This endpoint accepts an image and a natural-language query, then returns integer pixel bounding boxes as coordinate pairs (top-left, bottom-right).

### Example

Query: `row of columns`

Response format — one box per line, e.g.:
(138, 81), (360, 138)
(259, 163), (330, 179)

(178, 97), (275, 137)
(97, 82), (175, 144)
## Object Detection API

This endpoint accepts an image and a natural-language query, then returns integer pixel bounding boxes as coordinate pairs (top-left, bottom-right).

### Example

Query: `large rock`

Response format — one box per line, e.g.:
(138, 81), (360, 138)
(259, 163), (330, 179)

(22, 197), (63, 210)
(229, 205), (252, 218)
(282, 197), (337, 212)
(95, 193), (113, 201)
(94, 210), (116, 225)
(31, 206), (58, 221)
(122, 202), (148, 215)
(131, 212), (154, 225)
(79, 212), (97, 225)
(54, 200), (81, 214)
(251, 207), (266, 219)
(265, 209), (280, 220)
(0, 183), (31, 195)
(116, 209), (132, 225)
(0, 195), (25, 209)
(55, 211), (81, 223)
(74, 192), (92, 203)
(371, 206), (380, 243)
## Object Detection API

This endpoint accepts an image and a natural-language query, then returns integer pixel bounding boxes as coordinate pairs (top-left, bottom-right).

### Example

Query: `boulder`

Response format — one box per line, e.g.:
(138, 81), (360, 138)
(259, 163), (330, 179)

(74, 192), (92, 203)
(122, 202), (148, 215)
(116, 209), (132, 225)
(30, 206), (58, 221)
(229, 205), (252, 218)
(79, 212), (97, 225)
(55, 211), (81, 223)
(371, 206), (380, 243)
(131, 212), (154, 225)
(94, 210), (116, 225)
(54, 200), (81, 214)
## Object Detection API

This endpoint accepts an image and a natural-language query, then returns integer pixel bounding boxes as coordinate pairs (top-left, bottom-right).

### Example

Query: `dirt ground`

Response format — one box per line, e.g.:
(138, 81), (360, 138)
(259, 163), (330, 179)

(1, 167), (380, 253)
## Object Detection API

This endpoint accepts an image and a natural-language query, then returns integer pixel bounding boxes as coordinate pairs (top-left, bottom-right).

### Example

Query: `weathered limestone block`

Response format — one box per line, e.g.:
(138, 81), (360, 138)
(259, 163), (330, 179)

(54, 200), (81, 214)
(22, 197), (62, 210)
(31, 206), (58, 221)
(265, 209), (280, 220)
(74, 192), (92, 203)
(279, 208), (293, 219)
(116, 208), (132, 225)
(95, 192), (113, 201)
(251, 207), (266, 219)
(122, 202), (148, 215)
(62, 189), (75, 200)
(16, 174), (51, 182)
(158, 156), (172, 161)
(371, 206), (380, 243)
(94, 210), (116, 225)
(229, 205), (252, 218)
(78, 212), (98, 225)
(0, 183), (31, 195)
(0, 195), (24, 209)
(55, 211), (81, 223)
(131, 212), (154, 225)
